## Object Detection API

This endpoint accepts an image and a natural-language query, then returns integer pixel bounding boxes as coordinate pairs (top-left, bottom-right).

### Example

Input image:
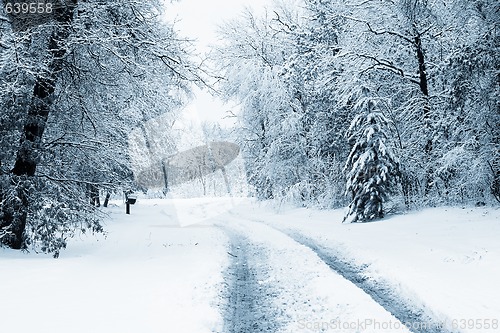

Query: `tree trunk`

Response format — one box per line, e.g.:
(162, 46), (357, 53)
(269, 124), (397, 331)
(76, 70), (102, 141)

(0, 2), (78, 250)
(103, 192), (111, 207)
(220, 166), (232, 195)
(414, 34), (430, 121)
(414, 33), (435, 196)
(161, 160), (169, 193)
(89, 184), (100, 207)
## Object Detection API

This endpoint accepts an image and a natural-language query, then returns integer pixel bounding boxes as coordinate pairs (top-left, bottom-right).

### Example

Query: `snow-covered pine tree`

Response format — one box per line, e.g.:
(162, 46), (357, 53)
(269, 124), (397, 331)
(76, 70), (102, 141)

(344, 86), (400, 223)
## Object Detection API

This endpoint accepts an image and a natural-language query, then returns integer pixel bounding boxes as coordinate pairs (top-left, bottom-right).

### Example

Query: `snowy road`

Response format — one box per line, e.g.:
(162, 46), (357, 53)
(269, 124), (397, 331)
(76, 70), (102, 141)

(216, 216), (422, 333)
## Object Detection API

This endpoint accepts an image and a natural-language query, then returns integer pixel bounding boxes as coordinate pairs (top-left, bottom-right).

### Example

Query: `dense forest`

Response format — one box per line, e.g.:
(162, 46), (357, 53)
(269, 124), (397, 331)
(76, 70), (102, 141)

(213, 0), (499, 220)
(0, 0), (498, 255)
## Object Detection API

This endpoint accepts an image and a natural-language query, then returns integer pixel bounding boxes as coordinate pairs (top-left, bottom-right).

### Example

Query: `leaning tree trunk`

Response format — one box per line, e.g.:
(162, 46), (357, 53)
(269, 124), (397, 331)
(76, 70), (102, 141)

(0, 2), (78, 250)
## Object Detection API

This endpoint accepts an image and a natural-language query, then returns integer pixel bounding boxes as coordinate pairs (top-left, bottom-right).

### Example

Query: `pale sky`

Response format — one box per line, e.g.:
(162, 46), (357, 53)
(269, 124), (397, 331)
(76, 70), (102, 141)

(163, 0), (272, 129)
(164, 0), (271, 52)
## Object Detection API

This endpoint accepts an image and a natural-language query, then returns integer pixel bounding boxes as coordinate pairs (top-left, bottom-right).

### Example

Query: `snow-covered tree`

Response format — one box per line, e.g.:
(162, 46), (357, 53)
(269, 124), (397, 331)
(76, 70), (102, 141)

(213, 0), (497, 210)
(326, 0), (498, 206)
(343, 86), (400, 222)
(0, 0), (197, 255)
(213, 7), (303, 200)
(432, 0), (500, 203)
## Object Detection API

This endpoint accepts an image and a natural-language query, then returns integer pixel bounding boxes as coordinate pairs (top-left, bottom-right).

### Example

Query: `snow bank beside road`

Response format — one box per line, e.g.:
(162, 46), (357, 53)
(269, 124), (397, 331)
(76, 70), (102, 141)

(0, 199), (231, 333)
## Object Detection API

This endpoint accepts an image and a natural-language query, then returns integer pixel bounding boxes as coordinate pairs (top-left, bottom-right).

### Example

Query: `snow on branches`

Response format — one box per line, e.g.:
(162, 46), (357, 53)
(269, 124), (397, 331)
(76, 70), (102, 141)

(344, 86), (400, 223)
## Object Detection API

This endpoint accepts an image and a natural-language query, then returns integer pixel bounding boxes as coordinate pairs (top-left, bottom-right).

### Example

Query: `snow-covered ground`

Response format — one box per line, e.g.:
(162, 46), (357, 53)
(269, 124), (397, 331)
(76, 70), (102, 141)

(1, 197), (498, 333)
(0, 199), (231, 333)
(244, 202), (500, 332)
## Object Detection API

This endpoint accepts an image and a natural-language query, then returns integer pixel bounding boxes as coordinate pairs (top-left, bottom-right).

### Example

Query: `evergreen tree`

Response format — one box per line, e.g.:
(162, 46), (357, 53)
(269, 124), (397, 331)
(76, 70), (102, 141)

(344, 87), (400, 222)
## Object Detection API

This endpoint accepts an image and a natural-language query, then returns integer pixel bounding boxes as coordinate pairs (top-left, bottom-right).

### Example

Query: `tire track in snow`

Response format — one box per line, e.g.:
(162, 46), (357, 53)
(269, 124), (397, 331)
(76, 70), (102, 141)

(282, 230), (454, 333)
(221, 228), (283, 333)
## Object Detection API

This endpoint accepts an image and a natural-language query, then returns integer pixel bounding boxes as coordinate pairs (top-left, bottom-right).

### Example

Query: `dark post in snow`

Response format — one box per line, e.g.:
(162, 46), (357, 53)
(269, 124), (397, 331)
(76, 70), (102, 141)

(124, 191), (137, 215)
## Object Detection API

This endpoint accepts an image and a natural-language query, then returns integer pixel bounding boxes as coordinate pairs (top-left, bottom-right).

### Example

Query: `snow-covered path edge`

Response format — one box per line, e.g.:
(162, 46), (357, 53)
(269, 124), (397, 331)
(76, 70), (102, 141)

(220, 227), (284, 333)
(283, 230), (453, 333)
